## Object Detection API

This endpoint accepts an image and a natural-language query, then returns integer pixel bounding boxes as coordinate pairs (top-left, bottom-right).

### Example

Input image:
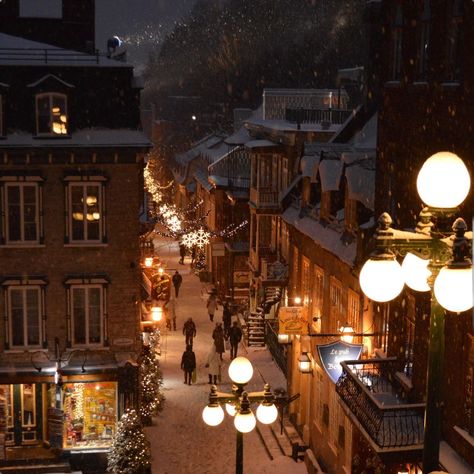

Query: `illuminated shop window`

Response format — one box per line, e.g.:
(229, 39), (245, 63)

(63, 382), (117, 449)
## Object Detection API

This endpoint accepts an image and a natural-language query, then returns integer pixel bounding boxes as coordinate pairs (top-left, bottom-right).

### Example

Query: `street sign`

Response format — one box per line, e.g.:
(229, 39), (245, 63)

(317, 340), (363, 384)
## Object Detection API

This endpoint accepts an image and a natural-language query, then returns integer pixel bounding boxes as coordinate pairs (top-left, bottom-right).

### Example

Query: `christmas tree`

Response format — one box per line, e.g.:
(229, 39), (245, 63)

(139, 345), (165, 425)
(107, 409), (151, 474)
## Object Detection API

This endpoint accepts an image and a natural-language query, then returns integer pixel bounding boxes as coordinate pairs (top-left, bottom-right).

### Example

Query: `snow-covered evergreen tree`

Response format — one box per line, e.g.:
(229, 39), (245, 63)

(139, 345), (164, 425)
(107, 409), (151, 474)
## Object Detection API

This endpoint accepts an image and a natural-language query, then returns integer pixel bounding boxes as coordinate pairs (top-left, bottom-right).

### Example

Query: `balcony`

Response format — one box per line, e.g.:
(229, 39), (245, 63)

(336, 358), (425, 454)
(250, 187), (279, 208)
(285, 108), (353, 126)
(249, 247), (279, 274)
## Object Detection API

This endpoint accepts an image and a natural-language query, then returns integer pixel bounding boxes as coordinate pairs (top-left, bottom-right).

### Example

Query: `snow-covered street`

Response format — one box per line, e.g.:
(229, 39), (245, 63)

(144, 237), (307, 474)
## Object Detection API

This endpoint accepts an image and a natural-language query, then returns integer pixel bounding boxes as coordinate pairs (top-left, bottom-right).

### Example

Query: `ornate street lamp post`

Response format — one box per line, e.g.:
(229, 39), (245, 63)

(202, 356), (279, 474)
(358, 152), (473, 473)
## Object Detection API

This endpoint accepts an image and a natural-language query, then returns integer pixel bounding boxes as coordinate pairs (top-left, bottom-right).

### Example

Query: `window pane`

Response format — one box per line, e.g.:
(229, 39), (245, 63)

(71, 186), (85, 240)
(23, 186), (37, 241)
(7, 186), (21, 241)
(26, 289), (40, 346)
(73, 288), (86, 344)
(37, 96), (51, 134)
(85, 186), (100, 240)
(88, 288), (101, 343)
(51, 96), (67, 135)
(10, 289), (24, 346)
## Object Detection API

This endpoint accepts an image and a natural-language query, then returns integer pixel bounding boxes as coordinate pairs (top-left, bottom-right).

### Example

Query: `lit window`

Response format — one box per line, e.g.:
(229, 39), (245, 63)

(71, 285), (104, 346)
(3, 182), (40, 244)
(68, 182), (103, 243)
(36, 93), (68, 136)
(6, 286), (43, 349)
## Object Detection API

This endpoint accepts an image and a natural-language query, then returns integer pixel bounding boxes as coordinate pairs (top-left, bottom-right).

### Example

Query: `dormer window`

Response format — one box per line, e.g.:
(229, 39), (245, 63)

(36, 93), (68, 136)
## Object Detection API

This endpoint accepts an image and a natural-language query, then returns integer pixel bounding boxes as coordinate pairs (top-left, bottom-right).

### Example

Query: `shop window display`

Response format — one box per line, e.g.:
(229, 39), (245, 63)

(63, 382), (117, 449)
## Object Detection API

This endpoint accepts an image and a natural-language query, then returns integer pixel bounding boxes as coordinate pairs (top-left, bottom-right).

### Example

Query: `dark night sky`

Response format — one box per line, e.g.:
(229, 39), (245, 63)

(95, 0), (196, 70)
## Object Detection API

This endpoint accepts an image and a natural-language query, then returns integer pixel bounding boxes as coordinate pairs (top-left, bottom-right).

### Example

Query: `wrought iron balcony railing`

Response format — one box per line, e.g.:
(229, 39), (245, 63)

(336, 357), (425, 451)
(285, 108), (352, 126)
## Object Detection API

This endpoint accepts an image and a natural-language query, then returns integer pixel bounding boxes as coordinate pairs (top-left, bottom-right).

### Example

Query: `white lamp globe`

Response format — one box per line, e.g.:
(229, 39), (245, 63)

(234, 410), (256, 433)
(228, 357), (253, 385)
(417, 152), (470, 208)
(225, 403), (237, 417)
(401, 253), (431, 292)
(202, 404), (224, 427)
(434, 266), (474, 313)
(359, 258), (405, 302)
(256, 403), (278, 425)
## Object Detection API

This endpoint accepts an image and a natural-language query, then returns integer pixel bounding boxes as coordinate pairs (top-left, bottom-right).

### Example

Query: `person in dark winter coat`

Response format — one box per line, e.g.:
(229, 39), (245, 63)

(181, 345), (196, 385)
(212, 323), (225, 360)
(228, 321), (243, 359)
(183, 317), (197, 346)
(222, 302), (232, 337)
(172, 270), (183, 297)
(179, 244), (186, 264)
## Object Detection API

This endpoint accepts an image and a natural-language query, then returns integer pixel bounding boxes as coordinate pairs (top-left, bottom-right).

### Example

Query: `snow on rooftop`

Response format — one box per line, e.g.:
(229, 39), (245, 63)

(0, 33), (131, 68)
(351, 112), (378, 149)
(282, 206), (357, 266)
(1, 129), (150, 148)
(319, 159), (343, 192)
(300, 154), (320, 182)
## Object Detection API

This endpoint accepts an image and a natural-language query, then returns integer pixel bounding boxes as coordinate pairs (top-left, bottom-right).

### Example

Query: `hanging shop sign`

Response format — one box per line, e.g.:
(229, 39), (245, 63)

(317, 340), (363, 384)
(211, 242), (226, 257)
(278, 306), (308, 335)
(233, 271), (250, 285)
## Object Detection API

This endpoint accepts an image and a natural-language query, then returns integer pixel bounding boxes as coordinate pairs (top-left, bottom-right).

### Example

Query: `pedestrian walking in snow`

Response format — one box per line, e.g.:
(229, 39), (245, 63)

(181, 345), (196, 385)
(228, 321), (243, 359)
(179, 243), (186, 265)
(183, 317), (196, 346)
(172, 270), (183, 298)
(206, 292), (218, 322)
(165, 295), (177, 331)
(191, 246), (196, 266)
(222, 301), (232, 337)
(212, 322), (225, 360)
(205, 345), (222, 385)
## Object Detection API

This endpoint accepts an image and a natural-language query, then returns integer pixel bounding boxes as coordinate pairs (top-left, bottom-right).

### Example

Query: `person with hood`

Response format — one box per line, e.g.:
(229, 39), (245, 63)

(212, 322), (225, 360)
(172, 270), (183, 297)
(181, 345), (196, 385)
(183, 317), (197, 346)
(206, 291), (218, 322)
(205, 345), (222, 385)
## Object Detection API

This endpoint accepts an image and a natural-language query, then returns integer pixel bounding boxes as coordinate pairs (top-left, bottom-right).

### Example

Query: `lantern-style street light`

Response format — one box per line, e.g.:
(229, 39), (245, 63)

(358, 151), (473, 473)
(202, 356), (279, 474)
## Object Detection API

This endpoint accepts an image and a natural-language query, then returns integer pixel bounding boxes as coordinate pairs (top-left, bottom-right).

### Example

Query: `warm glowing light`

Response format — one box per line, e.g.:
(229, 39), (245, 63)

(234, 410), (256, 433)
(225, 403), (236, 417)
(72, 212), (84, 221)
(339, 324), (355, 344)
(298, 352), (312, 373)
(60, 114), (67, 123)
(359, 258), (405, 302)
(401, 253), (431, 292)
(151, 306), (163, 322)
(256, 403), (278, 424)
(228, 357), (253, 385)
(294, 296), (302, 305)
(158, 267), (164, 276)
(417, 152), (470, 208)
(144, 257), (153, 268)
(86, 196), (97, 206)
(277, 334), (290, 344)
(434, 266), (474, 313)
(202, 404), (224, 426)
(95, 384), (100, 391)
(92, 212), (100, 220)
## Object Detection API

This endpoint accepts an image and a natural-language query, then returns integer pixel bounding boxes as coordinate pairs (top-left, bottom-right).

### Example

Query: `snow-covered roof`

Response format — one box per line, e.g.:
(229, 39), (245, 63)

(245, 139), (278, 149)
(245, 116), (344, 133)
(27, 73), (74, 88)
(0, 129), (150, 148)
(282, 206), (357, 266)
(225, 126), (250, 145)
(0, 33), (131, 68)
(193, 169), (213, 191)
(300, 155), (320, 183)
(344, 154), (375, 210)
(319, 159), (344, 192)
(350, 113), (378, 149)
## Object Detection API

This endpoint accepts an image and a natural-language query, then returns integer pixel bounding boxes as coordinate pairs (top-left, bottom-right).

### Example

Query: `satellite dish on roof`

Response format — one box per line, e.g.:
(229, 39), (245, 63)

(107, 36), (123, 58)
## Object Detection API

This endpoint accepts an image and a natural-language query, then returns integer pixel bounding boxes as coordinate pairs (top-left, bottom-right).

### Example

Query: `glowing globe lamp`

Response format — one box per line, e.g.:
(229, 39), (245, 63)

(417, 152), (470, 209)
(202, 404), (224, 427)
(434, 266), (474, 313)
(228, 357), (253, 385)
(256, 402), (278, 425)
(401, 252), (431, 292)
(234, 410), (256, 433)
(225, 403), (237, 417)
(359, 257), (404, 302)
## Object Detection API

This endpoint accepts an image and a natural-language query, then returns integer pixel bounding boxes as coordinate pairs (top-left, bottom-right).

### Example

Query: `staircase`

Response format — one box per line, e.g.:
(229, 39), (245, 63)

(247, 308), (265, 346)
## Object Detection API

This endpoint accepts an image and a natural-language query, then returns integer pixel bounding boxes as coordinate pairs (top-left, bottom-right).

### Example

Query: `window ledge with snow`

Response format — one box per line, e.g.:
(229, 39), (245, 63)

(453, 425), (474, 447)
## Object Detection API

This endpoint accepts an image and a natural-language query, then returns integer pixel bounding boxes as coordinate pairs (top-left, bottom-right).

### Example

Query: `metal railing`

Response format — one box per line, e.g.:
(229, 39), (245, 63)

(285, 108), (352, 126)
(250, 187), (279, 206)
(0, 48), (104, 65)
(336, 358), (425, 450)
(265, 321), (287, 376)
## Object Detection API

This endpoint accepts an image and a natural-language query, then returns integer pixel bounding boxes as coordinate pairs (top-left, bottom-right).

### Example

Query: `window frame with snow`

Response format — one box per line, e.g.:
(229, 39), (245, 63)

(0, 177), (43, 246)
(35, 92), (68, 136)
(64, 176), (107, 246)
(3, 280), (46, 350)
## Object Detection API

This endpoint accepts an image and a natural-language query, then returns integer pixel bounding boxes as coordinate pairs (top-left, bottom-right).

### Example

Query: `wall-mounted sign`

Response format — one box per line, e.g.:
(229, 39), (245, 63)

(233, 271), (250, 285)
(278, 306), (308, 335)
(317, 340), (363, 384)
(211, 242), (226, 257)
